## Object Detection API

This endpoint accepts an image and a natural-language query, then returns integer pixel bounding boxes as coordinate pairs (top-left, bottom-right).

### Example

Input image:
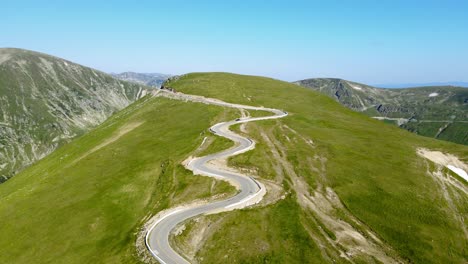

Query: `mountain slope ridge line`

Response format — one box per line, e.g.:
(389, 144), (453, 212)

(144, 90), (288, 264)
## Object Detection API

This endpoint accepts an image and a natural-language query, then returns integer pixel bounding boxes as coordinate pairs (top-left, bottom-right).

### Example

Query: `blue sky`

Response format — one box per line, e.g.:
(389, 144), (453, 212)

(1, 0), (467, 83)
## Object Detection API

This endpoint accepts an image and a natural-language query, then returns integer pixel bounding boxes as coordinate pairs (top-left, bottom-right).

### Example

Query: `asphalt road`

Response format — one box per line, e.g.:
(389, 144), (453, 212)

(145, 94), (287, 264)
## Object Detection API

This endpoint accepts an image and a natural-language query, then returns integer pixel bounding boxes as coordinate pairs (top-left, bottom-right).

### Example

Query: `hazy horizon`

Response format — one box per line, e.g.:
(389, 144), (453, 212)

(2, 0), (467, 84)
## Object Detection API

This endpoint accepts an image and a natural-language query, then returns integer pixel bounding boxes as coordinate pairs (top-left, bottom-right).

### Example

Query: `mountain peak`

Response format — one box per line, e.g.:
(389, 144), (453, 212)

(0, 49), (147, 181)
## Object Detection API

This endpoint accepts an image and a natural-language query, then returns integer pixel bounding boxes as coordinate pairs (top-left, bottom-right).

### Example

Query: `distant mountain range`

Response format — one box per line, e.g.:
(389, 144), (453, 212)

(111, 72), (171, 88)
(374, 82), (468, 88)
(0, 48), (147, 182)
(295, 78), (468, 145)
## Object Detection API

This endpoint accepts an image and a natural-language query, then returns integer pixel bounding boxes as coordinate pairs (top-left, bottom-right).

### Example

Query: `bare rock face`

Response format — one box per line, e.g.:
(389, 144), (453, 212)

(0, 48), (147, 182)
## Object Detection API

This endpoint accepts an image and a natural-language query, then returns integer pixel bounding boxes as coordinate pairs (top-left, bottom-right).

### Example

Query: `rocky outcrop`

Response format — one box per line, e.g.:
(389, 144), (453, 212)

(0, 48), (147, 182)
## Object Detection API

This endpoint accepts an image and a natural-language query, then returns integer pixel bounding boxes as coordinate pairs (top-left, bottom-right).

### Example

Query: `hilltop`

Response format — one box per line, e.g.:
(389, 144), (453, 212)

(0, 72), (466, 263)
(295, 78), (468, 145)
(0, 48), (147, 181)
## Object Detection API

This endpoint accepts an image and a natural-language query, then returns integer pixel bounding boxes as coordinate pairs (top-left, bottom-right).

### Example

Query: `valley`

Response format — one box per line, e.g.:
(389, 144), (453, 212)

(295, 78), (468, 145)
(112, 72), (171, 88)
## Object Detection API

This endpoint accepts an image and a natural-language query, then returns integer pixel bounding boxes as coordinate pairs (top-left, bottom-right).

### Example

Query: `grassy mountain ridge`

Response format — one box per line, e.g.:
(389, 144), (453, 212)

(294, 78), (468, 145)
(166, 73), (467, 263)
(0, 93), (236, 263)
(0, 48), (147, 181)
(0, 72), (466, 263)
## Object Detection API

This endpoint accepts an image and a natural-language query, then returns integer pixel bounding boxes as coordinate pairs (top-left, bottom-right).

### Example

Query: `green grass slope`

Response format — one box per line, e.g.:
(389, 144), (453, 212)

(0, 95), (236, 263)
(166, 73), (468, 263)
(0, 72), (466, 264)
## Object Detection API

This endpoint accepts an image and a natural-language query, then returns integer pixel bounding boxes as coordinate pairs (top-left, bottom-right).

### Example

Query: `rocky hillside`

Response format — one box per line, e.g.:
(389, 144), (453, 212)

(112, 72), (170, 87)
(0, 48), (147, 182)
(295, 78), (468, 145)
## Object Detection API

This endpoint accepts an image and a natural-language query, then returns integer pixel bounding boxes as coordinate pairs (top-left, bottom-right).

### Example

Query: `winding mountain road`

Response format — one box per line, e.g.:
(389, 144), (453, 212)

(145, 90), (287, 264)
